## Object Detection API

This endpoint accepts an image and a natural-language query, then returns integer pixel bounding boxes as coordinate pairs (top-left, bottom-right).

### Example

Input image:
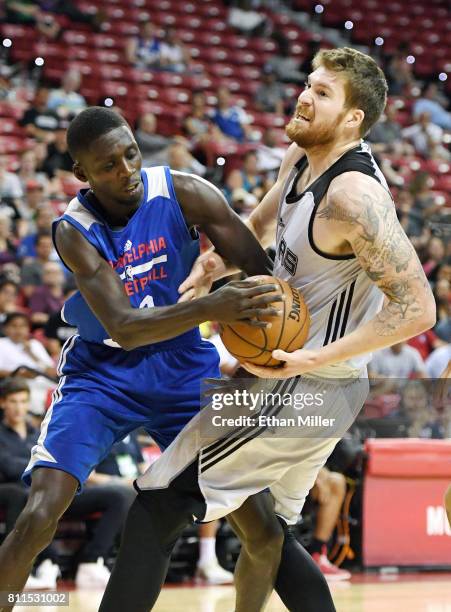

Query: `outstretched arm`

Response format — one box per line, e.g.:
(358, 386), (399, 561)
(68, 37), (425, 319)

(245, 173), (436, 377)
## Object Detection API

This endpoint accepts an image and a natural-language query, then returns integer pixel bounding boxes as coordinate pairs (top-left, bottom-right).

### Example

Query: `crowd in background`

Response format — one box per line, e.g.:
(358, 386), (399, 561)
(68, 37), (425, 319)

(0, 0), (449, 584)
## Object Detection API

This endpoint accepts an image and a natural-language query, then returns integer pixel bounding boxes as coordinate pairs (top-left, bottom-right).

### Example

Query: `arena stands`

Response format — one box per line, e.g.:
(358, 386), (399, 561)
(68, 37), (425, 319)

(0, 0), (449, 585)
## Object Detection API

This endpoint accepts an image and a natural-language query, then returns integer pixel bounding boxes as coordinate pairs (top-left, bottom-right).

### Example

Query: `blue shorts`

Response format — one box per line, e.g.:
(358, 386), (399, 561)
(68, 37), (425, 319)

(23, 333), (220, 490)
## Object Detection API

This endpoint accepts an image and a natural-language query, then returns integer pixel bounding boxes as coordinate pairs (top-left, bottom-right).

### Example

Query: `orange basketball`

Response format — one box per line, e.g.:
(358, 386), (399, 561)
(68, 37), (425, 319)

(220, 275), (310, 367)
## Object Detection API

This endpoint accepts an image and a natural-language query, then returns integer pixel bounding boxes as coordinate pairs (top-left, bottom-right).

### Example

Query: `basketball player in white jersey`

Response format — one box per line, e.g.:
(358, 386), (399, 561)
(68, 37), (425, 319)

(100, 48), (436, 612)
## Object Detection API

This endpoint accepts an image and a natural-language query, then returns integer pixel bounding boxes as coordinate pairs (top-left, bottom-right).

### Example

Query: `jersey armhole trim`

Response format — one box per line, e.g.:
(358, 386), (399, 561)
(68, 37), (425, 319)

(52, 217), (106, 273)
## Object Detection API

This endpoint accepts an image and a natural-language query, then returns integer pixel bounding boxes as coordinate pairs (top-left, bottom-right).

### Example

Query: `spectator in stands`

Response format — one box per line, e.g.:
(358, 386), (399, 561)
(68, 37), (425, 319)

(41, 119), (73, 179)
(223, 168), (258, 217)
(44, 287), (77, 358)
(17, 151), (49, 194)
(0, 212), (17, 267)
(28, 261), (65, 327)
(255, 66), (286, 115)
(239, 150), (265, 199)
(19, 87), (58, 143)
(369, 342), (427, 394)
(19, 204), (55, 260)
(265, 31), (305, 85)
(159, 28), (191, 73)
(423, 236), (446, 283)
(0, 313), (55, 415)
(37, 0), (106, 31)
(256, 127), (286, 176)
(368, 104), (412, 155)
(5, 0), (60, 38)
(308, 467), (351, 581)
(183, 91), (212, 142)
(227, 0), (267, 37)
(426, 345), (451, 379)
(413, 82), (451, 130)
(0, 377), (136, 589)
(211, 85), (251, 142)
(408, 328), (442, 361)
(167, 142), (207, 177)
(0, 154), (23, 202)
(406, 172), (439, 239)
(134, 113), (173, 166)
(20, 230), (54, 292)
(385, 42), (415, 96)
(47, 70), (86, 117)
(0, 278), (19, 335)
(125, 21), (161, 69)
(402, 112), (449, 161)
(393, 380), (444, 438)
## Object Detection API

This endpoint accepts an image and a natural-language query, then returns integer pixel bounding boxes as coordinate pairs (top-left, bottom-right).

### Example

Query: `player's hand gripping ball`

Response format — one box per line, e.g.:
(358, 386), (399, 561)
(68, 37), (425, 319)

(220, 275), (310, 367)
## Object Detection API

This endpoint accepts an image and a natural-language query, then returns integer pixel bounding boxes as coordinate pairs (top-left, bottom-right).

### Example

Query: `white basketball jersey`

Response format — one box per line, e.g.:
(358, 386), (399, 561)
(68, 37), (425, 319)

(273, 141), (387, 378)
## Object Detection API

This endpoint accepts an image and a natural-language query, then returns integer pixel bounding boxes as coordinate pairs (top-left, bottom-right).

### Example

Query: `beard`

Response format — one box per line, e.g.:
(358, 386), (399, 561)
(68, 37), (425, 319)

(285, 110), (346, 148)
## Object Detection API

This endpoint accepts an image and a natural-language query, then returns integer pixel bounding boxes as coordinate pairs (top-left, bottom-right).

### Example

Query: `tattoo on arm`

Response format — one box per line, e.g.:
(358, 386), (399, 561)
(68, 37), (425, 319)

(319, 188), (433, 337)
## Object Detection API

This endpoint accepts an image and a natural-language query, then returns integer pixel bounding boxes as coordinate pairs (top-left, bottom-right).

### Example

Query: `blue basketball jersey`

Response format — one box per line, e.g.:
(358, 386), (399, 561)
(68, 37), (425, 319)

(52, 166), (201, 348)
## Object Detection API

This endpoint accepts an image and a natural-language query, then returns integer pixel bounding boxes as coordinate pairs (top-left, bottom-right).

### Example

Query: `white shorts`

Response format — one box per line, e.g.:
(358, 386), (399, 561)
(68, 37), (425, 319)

(137, 375), (369, 525)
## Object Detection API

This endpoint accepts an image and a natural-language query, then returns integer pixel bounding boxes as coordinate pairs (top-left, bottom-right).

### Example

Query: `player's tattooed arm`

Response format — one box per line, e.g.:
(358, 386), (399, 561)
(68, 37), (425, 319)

(321, 173), (436, 338)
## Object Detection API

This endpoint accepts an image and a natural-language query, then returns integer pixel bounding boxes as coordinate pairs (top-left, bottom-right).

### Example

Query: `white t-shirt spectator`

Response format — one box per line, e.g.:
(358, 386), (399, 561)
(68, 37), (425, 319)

(0, 171), (23, 199)
(0, 337), (54, 414)
(369, 345), (427, 378)
(425, 345), (451, 378)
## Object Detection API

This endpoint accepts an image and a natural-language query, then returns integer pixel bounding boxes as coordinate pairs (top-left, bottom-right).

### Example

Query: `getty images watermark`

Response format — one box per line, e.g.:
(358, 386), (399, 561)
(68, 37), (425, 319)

(210, 388), (334, 428)
(199, 377), (369, 439)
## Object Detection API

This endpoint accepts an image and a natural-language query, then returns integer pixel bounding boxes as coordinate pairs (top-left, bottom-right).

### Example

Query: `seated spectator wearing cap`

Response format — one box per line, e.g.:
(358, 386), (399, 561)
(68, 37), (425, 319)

(28, 262), (65, 327)
(0, 377), (137, 590)
(42, 120), (73, 180)
(0, 313), (56, 415)
(47, 70), (86, 118)
(159, 28), (191, 73)
(211, 86), (252, 143)
(125, 21), (161, 69)
(255, 66), (286, 115)
(19, 87), (59, 144)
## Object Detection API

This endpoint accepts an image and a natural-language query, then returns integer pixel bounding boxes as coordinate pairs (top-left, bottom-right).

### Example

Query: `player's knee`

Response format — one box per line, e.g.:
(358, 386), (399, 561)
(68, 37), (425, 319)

(241, 518), (284, 562)
(444, 485), (451, 512)
(15, 504), (60, 550)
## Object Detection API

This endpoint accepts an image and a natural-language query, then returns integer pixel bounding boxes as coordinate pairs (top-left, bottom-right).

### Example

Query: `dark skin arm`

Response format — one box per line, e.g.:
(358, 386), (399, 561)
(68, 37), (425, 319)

(172, 171), (273, 278)
(55, 174), (281, 351)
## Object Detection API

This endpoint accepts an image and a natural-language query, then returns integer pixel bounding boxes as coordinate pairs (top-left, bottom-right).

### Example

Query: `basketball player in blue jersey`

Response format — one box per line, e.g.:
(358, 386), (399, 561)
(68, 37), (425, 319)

(100, 48), (436, 612)
(0, 106), (299, 610)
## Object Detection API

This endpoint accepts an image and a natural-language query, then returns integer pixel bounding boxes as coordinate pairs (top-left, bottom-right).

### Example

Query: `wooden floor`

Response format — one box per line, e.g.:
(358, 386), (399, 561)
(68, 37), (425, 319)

(14, 574), (451, 612)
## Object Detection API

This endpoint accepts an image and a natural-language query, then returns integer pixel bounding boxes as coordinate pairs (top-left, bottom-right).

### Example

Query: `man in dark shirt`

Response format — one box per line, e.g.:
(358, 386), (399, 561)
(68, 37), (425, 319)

(20, 88), (59, 144)
(42, 120), (73, 179)
(0, 378), (138, 589)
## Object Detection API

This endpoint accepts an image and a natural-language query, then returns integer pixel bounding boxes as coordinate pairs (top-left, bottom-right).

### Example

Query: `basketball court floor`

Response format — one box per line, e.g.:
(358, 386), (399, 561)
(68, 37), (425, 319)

(14, 573), (451, 612)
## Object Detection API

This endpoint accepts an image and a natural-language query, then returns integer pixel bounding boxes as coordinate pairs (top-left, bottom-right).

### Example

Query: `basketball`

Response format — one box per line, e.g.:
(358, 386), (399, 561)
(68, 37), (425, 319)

(220, 275), (310, 367)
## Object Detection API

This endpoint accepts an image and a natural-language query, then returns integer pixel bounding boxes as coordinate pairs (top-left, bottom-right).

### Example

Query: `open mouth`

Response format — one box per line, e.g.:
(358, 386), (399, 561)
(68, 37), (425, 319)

(294, 112), (310, 123)
(124, 182), (140, 193)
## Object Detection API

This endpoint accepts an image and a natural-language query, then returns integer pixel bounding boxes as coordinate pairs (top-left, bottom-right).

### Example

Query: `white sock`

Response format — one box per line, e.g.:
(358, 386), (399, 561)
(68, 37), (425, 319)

(198, 537), (217, 566)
